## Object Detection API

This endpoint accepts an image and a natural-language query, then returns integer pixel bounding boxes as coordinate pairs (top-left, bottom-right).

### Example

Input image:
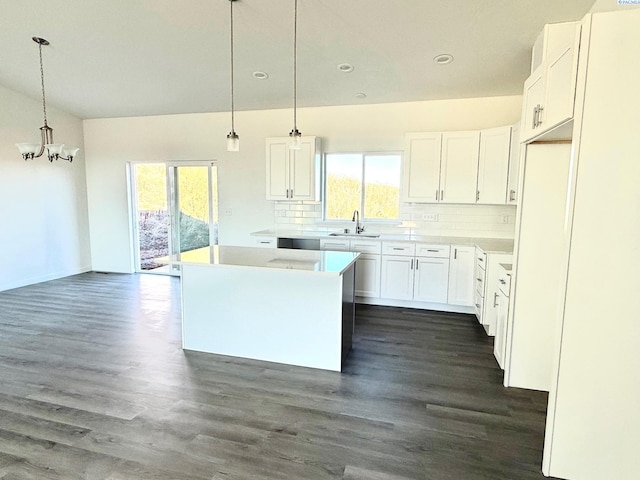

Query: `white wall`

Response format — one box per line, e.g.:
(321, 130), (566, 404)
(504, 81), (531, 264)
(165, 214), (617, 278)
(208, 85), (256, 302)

(83, 95), (522, 273)
(0, 83), (91, 291)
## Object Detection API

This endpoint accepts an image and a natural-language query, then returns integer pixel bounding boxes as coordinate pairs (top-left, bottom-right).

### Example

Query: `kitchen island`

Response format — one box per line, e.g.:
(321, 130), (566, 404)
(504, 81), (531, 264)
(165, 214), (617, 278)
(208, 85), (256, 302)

(162, 246), (359, 372)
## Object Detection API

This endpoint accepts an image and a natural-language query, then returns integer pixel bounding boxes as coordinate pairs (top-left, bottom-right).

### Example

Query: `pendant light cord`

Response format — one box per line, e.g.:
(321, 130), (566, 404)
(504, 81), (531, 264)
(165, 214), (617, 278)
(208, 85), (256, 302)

(38, 42), (48, 127)
(230, 0), (235, 133)
(293, 0), (298, 131)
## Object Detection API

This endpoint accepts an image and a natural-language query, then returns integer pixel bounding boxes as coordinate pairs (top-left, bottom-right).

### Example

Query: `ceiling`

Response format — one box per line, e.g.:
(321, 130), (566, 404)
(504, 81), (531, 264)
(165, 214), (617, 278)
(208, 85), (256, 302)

(0, 0), (595, 119)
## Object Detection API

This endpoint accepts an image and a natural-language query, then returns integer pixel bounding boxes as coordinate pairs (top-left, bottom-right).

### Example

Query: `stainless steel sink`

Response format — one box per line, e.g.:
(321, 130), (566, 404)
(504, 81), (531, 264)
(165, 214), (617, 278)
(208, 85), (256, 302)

(329, 232), (380, 238)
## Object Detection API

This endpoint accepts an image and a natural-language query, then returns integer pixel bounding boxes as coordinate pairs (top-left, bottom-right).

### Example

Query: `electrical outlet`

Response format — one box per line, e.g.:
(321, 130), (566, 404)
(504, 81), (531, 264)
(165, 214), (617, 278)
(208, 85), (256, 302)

(501, 215), (509, 224)
(422, 213), (439, 222)
(279, 209), (287, 217)
(224, 208), (233, 216)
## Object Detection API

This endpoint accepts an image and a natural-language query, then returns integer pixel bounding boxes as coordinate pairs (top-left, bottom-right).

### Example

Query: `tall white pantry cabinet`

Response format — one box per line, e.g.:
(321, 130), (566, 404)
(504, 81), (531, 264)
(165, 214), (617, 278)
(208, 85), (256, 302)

(512, 10), (640, 480)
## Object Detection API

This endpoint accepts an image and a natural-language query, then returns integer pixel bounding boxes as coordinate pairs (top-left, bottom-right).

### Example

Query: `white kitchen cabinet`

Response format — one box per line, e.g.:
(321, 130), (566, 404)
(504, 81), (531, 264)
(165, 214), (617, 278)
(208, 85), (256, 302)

(403, 131), (480, 204)
(447, 246), (475, 306)
(402, 133), (442, 202)
(440, 131), (480, 204)
(477, 126), (511, 204)
(265, 136), (321, 201)
(320, 238), (381, 298)
(493, 265), (511, 369)
(354, 254), (381, 298)
(380, 255), (415, 301)
(474, 246), (512, 336)
(381, 243), (450, 303)
(521, 22), (582, 143)
(413, 257), (449, 303)
(507, 122), (521, 205)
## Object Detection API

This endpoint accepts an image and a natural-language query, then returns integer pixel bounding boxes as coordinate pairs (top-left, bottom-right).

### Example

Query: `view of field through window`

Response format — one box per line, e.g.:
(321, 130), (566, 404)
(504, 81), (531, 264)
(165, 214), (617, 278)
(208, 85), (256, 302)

(135, 164), (218, 271)
(325, 153), (401, 220)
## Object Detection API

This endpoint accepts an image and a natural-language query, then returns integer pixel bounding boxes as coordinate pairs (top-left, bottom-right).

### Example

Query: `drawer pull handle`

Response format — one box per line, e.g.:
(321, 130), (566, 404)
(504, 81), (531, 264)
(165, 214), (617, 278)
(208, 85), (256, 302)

(427, 249), (439, 252)
(478, 257), (484, 262)
(476, 278), (482, 282)
(493, 293), (499, 308)
(392, 247), (405, 251)
(499, 279), (506, 285)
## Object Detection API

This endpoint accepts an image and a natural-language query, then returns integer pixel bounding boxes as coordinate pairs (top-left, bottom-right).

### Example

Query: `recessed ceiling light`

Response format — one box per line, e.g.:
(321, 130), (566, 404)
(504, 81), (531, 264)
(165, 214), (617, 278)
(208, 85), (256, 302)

(252, 71), (269, 79)
(433, 54), (454, 65)
(337, 63), (354, 73)
(355, 92), (367, 99)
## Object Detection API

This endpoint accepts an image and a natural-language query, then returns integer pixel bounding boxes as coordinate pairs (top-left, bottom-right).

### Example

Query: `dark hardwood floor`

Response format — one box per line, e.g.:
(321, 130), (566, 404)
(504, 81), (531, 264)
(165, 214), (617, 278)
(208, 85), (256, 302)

(0, 272), (554, 479)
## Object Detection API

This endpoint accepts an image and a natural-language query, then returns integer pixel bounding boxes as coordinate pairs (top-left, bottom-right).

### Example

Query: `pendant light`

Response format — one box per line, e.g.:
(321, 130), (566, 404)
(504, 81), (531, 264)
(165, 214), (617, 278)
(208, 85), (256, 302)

(288, 0), (302, 150)
(226, 0), (240, 152)
(16, 37), (79, 162)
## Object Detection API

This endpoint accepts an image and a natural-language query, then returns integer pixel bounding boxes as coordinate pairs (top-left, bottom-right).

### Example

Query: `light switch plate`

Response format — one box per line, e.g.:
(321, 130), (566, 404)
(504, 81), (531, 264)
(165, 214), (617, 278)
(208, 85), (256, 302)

(422, 213), (439, 222)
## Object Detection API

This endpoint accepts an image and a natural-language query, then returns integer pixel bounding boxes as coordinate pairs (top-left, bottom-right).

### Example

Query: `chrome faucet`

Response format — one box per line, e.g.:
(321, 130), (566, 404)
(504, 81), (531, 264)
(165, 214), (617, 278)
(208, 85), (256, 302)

(352, 209), (365, 234)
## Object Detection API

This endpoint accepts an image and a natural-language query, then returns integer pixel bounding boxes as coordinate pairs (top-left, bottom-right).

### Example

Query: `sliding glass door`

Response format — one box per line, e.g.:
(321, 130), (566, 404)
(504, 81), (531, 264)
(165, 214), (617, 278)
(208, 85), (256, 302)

(131, 162), (218, 274)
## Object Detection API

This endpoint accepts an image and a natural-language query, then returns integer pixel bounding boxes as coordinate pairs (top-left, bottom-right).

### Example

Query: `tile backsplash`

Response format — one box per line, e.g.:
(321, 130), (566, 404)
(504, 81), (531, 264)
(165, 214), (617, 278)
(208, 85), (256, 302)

(272, 201), (516, 239)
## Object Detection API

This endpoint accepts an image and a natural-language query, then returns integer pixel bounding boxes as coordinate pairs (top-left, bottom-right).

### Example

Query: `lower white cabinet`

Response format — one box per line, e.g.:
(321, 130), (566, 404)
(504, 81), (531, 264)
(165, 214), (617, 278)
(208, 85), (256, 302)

(447, 246), (475, 306)
(321, 238), (381, 299)
(380, 255), (414, 300)
(354, 254), (381, 298)
(381, 243), (451, 303)
(493, 265), (511, 369)
(474, 248), (512, 336)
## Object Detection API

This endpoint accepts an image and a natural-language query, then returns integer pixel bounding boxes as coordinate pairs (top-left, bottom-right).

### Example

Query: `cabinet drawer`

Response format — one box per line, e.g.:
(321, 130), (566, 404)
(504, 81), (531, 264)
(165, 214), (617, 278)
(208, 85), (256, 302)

(254, 237), (276, 248)
(350, 240), (382, 255)
(474, 290), (484, 320)
(320, 239), (350, 251)
(475, 269), (486, 297)
(498, 271), (511, 297)
(415, 244), (450, 258)
(381, 242), (415, 256)
(476, 251), (487, 270)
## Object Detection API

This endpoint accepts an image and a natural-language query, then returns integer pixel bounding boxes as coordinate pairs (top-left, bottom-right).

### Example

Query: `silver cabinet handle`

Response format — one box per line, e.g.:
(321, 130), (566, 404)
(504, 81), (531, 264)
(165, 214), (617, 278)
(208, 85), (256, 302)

(475, 303), (481, 308)
(441, 190), (444, 201)
(537, 105), (544, 127)
(509, 189), (516, 202)
(410, 259), (414, 270)
(436, 189), (439, 201)
(415, 259), (419, 270)
(393, 247), (405, 251)
(493, 292), (499, 308)
(476, 278), (482, 282)
(499, 279), (506, 285)
(427, 249), (439, 252)
(478, 257), (484, 262)
(476, 190), (480, 202)
(532, 105), (538, 129)
(454, 248), (457, 260)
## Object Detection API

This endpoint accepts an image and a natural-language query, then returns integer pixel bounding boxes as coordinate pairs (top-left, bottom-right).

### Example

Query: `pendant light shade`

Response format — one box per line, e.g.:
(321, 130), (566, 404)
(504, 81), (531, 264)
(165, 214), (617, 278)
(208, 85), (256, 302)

(16, 37), (79, 162)
(289, 0), (302, 150)
(227, 0), (239, 152)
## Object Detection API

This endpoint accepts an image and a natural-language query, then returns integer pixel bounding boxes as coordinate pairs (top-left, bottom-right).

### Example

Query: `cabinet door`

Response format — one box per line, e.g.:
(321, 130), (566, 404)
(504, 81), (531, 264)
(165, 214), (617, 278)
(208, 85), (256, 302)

(354, 254), (381, 298)
(477, 126), (511, 204)
(265, 138), (290, 200)
(413, 257), (450, 303)
(289, 138), (316, 200)
(440, 132), (480, 204)
(380, 255), (414, 300)
(507, 123), (521, 205)
(402, 133), (442, 202)
(493, 291), (509, 369)
(447, 246), (475, 306)
(542, 23), (581, 133)
(520, 68), (545, 143)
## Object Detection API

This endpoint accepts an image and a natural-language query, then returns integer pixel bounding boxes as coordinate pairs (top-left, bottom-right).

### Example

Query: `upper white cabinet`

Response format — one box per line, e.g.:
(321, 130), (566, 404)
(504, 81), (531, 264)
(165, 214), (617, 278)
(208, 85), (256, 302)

(265, 136), (321, 201)
(521, 21), (582, 143)
(403, 131), (480, 204)
(440, 131), (480, 204)
(507, 123), (521, 205)
(402, 133), (442, 202)
(477, 126), (512, 204)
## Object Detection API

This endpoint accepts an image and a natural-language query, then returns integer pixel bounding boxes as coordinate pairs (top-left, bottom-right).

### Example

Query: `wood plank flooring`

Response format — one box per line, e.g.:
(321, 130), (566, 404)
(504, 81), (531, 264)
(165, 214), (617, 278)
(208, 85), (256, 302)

(0, 272), (556, 479)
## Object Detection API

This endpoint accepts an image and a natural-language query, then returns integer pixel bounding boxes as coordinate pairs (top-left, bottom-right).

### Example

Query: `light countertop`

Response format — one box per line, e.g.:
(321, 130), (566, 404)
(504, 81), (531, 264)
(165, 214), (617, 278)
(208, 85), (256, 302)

(252, 230), (514, 254)
(158, 246), (359, 275)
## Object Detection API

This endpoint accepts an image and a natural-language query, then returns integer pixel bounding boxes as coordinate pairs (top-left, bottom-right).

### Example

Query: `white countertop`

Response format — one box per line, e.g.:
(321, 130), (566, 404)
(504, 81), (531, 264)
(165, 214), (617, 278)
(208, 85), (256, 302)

(252, 229), (514, 254)
(158, 246), (359, 275)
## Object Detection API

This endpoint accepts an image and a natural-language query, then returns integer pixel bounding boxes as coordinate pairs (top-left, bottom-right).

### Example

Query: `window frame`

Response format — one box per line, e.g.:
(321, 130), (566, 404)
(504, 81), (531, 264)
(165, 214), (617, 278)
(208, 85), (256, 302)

(321, 151), (403, 223)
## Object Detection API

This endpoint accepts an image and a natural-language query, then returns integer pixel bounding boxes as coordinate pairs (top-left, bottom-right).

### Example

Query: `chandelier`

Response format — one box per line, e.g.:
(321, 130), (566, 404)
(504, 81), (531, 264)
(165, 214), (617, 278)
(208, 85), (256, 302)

(16, 37), (79, 163)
